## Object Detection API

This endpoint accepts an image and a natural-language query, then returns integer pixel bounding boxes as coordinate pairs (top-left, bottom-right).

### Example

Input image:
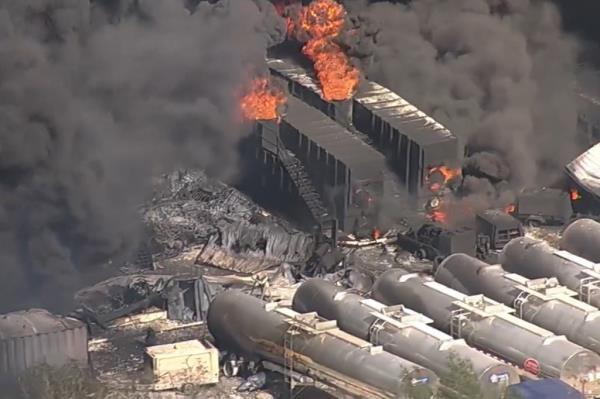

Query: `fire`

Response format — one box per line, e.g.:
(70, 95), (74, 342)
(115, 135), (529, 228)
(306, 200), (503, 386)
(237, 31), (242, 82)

(371, 228), (382, 240)
(240, 78), (287, 121)
(427, 166), (461, 193)
(570, 188), (581, 201)
(281, 0), (360, 101)
(428, 210), (447, 224)
(504, 204), (516, 214)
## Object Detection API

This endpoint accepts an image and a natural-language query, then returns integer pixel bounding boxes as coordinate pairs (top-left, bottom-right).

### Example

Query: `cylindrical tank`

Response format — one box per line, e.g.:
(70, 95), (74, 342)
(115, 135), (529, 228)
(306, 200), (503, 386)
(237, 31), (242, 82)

(292, 278), (519, 399)
(0, 309), (88, 377)
(207, 290), (438, 399)
(437, 253), (600, 354)
(560, 218), (600, 263)
(501, 237), (600, 308)
(372, 269), (600, 396)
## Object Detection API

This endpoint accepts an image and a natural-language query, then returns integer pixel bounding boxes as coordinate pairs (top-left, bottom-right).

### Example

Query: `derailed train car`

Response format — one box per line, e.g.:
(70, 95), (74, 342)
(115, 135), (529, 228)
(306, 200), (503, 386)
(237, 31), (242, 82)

(436, 253), (600, 355)
(207, 290), (439, 399)
(372, 269), (600, 396)
(267, 57), (461, 210)
(292, 278), (519, 399)
(253, 95), (386, 232)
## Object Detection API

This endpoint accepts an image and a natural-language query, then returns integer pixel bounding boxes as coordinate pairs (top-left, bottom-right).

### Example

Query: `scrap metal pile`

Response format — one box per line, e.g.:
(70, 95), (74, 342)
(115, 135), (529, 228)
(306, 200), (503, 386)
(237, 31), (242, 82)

(142, 170), (315, 273)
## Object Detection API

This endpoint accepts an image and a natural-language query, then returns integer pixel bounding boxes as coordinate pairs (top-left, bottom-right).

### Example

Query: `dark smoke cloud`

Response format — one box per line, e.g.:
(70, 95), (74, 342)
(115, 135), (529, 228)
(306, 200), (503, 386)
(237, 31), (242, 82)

(0, 0), (280, 312)
(342, 0), (582, 189)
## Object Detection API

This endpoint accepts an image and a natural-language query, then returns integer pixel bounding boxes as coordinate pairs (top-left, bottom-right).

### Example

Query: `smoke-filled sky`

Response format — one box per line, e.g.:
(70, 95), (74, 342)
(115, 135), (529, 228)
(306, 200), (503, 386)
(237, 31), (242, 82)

(0, 0), (593, 312)
(342, 0), (583, 195)
(0, 0), (285, 312)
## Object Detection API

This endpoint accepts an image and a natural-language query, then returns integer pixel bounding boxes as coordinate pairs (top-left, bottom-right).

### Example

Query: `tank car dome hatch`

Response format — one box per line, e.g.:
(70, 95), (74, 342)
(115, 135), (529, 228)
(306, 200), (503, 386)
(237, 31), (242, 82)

(0, 309), (88, 376)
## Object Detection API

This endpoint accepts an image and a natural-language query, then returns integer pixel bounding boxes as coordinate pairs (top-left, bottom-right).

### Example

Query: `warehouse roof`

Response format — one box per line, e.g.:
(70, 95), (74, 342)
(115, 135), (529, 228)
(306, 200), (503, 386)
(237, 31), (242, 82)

(0, 308), (84, 340)
(566, 142), (600, 199)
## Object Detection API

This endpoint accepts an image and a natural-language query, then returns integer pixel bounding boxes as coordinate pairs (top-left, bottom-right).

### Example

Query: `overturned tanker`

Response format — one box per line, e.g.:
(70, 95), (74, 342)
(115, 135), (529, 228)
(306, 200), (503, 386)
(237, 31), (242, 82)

(436, 253), (600, 354)
(207, 290), (439, 399)
(560, 218), (600, 263)
(292, 278), (519, 399)
(372, 269), (600, 396)
(501, 237), (600, 308)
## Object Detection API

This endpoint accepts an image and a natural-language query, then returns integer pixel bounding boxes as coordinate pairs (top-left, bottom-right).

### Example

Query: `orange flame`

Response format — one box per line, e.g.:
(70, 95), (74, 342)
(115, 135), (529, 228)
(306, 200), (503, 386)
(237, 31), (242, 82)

(504, 204), (516, 214)
(427, 166), (461, 193)
(428, 210), (448, 224)
(240, 78), (287, 121)
(570, 188), (581, 201)
(371, 228), (382, 240)
(284, 0), (360, 101)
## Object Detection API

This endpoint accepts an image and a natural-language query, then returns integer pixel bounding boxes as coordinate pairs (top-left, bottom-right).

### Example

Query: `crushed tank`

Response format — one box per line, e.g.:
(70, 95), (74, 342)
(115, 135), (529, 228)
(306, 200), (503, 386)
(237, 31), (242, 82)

(292, 278), (519, 399)
(207, 290), (438, 399)
(560, 218), (600, 263)
(501, 237), (600, 308)
(436, 253), (600, 354)
(372, 269), (600, 396)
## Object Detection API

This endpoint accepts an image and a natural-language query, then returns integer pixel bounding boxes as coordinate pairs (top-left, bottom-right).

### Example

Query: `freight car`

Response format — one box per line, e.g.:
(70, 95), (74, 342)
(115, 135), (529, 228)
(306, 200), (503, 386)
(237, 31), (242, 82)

(292, 278), (520, 399)
(267, 57), (461, 210)
(560, 218), (600, 263)
(372, 269), (600, 396)
(501, 237), (600, 308)
(207, 290), (439, 399)
(436, 253), (600, 354)
(509, 188), (573, 227)
(396, 222), (476, 263)
(254, 95), (386, 232)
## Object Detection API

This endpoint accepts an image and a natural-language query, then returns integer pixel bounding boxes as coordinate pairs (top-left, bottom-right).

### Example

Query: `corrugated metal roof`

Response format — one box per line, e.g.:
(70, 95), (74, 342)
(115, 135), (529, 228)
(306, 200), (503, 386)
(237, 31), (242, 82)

(566, 142), (600, 198)
(268, 57), (456, 147)
(354, 81), (456, 147)
(0, 309), (84, 340)
(283, 95), (385, 181)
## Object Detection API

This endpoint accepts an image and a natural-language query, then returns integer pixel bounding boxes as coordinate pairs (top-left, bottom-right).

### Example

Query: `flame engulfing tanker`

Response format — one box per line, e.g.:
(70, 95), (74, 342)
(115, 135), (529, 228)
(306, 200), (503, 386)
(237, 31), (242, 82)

(279, 0), (360, 101)
(240, 77), (287, 121)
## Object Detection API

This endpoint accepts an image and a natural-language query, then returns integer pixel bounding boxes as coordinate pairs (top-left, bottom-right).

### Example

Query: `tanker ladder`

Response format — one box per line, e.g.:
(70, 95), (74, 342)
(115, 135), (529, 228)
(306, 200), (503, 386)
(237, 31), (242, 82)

(513, 291), (531, 319)
(580, 277), (600, 305)
(449, 308), (471, 339)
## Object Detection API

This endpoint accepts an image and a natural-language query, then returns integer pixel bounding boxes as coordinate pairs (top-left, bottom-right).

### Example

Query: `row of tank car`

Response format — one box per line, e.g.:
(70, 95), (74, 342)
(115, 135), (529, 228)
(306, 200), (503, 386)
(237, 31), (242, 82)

(206, 218), (600, 399)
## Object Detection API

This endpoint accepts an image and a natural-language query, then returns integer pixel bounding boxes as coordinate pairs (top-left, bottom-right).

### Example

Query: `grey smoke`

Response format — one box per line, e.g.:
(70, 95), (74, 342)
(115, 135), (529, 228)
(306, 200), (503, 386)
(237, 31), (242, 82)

(343, 0), (582, 189)
(0, 0), (282, 312)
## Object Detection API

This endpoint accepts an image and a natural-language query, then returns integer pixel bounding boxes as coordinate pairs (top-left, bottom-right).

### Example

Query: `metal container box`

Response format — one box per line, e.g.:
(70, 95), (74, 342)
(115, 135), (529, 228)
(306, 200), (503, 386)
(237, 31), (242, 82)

(144, 340), (219, 391)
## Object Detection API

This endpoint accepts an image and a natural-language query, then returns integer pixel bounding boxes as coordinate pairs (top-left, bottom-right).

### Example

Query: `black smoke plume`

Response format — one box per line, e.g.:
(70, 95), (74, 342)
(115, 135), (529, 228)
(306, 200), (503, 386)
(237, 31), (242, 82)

(0, 0), (284, 312)
(342, 0), (583, 201)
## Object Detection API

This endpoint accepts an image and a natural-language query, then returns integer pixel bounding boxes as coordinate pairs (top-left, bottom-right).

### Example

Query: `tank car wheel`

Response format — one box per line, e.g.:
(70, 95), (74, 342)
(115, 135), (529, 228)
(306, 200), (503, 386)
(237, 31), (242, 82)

(222, 359), (241, 377)
(526, 219), (541, 228)
(414, 249), (427, 260)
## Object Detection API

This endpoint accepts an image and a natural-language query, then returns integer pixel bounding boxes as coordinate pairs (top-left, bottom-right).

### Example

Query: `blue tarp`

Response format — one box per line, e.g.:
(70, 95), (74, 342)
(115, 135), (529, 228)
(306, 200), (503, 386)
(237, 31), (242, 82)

(506, 379), (584, 399)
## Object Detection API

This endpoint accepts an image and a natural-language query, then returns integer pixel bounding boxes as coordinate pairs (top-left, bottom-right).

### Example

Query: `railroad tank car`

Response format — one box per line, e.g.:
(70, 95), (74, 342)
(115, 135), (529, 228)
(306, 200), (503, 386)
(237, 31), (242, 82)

(207, 290), (438, 399)
(267, 57), (461, 210)
(501, 236), (600, 308)
(436, 253), (600, 354)
(372, 269), (600, 396)
(292, 278), (519, 399)
(560, 218), (600, 263)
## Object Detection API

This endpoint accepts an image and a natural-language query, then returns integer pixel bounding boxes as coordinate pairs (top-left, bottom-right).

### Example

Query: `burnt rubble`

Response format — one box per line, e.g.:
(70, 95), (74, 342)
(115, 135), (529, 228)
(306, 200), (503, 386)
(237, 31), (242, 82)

(142, 170), (315, 273)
